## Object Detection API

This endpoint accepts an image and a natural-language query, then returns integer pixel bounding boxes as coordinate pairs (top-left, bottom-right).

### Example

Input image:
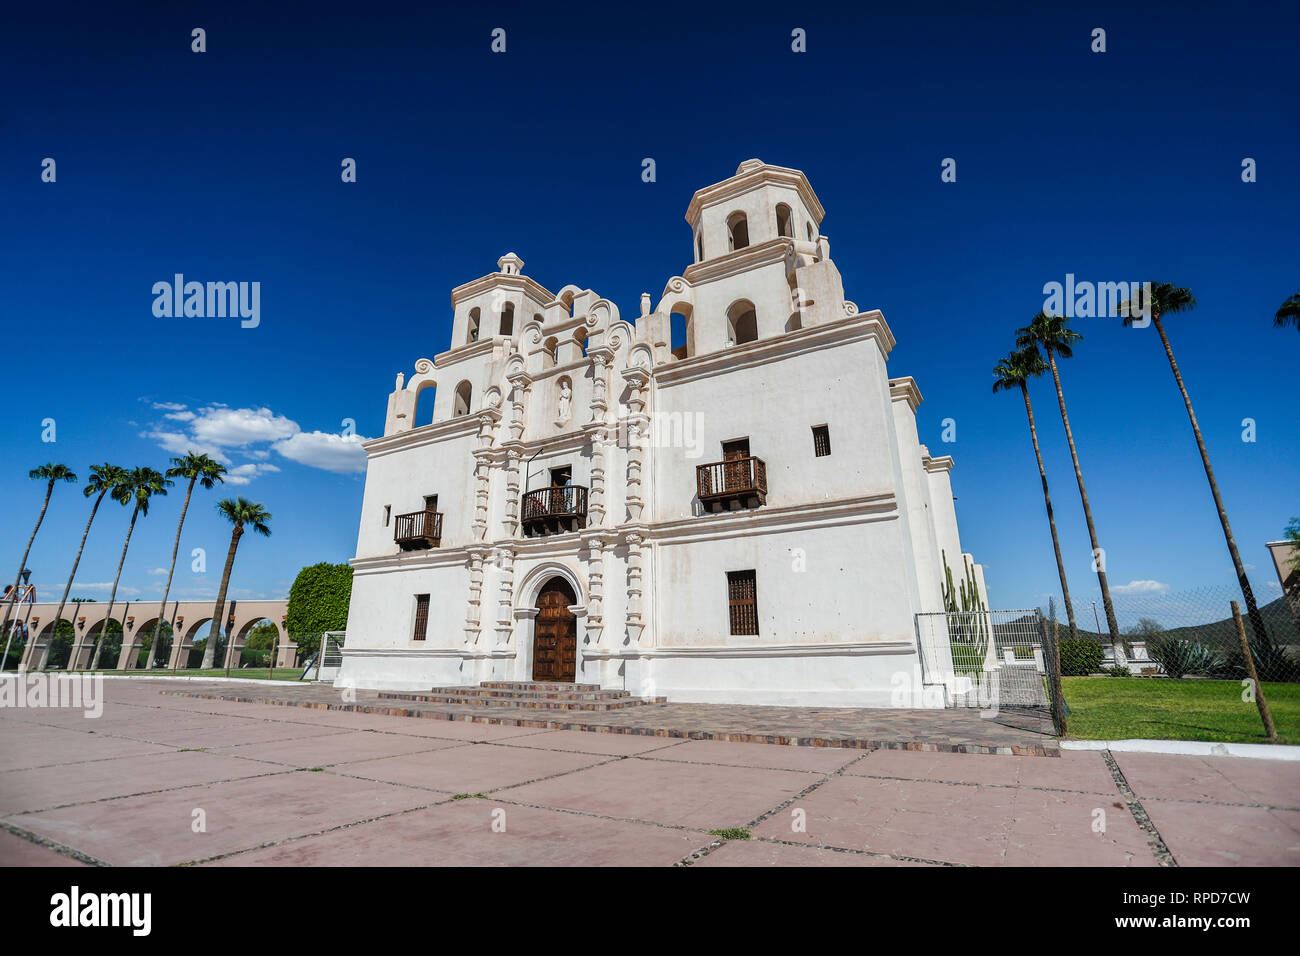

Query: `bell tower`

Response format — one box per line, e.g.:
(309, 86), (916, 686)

(657, 160), (848, 361)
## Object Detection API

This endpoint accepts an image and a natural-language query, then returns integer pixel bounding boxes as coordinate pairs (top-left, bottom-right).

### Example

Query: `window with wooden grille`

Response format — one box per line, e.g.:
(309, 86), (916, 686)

(412, 594), (430, 642)
(812, 424), (831, 457)
(727, 570), (758, 636)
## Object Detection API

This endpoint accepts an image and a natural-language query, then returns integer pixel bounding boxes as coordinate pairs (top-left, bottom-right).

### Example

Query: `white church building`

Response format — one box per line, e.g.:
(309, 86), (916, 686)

(338, 159), (988, 707)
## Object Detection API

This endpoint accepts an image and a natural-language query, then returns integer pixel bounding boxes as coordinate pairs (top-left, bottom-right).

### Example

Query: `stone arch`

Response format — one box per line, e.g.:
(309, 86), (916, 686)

(776, 203), (793, 238)
(726, 298), (759, 345)
(516, 561), (586, 611)
(555, 285), (583, 317)
(727, 211), (749, 251)
(413, 379), (437, 426)
(512, 561), (587, 682)
(668, 302), (695, 360)
(453, 380), (473, 417)
(467, 306), (481, 342)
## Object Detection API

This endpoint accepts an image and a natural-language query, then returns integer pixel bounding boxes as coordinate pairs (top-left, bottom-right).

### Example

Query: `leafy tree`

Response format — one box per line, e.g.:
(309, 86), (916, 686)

(90, 467), (172, 669)
(149, 453), (226, 668)
(48, 463), (126, 671)
(1123, 282), (1267, 644)
(1017, 312), (1120, 643)
(286, 562), (353, 658)
(993, 345), (1079, 643)
(2, 464), (77, 648)
(1274, 292), (1300, 332)
(201, 498), (271, 669)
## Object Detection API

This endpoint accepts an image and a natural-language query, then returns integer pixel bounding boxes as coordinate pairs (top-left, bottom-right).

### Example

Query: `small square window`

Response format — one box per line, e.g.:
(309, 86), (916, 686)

(812, 425), (831, 458)
(412, 594), (430, 642)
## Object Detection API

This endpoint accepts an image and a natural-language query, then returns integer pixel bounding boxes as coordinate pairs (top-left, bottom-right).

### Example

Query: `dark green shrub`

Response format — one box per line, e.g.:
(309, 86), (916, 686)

(1060, 639), (1105, 676)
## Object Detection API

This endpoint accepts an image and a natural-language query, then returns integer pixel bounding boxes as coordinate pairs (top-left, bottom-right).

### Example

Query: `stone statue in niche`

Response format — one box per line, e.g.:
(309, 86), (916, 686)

(556, 378), (572, 424)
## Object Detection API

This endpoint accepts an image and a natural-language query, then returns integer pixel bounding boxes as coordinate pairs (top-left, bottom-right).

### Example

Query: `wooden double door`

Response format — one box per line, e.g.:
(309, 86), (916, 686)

(532, 578), (577, 682)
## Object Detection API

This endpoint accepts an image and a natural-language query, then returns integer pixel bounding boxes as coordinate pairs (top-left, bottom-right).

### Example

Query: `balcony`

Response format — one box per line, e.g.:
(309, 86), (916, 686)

(395, 510), (443, 550)
(521, 485), (588, 537)
(696, 456), (767, 511)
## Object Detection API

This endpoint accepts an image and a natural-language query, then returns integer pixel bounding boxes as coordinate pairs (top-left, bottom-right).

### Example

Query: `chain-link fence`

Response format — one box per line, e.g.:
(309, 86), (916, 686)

(1041, 585), (1300, 683)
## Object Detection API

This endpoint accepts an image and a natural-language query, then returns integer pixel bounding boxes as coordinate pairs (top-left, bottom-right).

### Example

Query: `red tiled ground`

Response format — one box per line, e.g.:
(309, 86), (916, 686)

(2, 678), (1297, 866)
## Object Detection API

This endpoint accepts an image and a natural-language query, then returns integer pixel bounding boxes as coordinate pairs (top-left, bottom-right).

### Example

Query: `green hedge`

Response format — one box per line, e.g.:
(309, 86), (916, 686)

(286, 562), (353, 658)
(1060, 639), (1105, 676)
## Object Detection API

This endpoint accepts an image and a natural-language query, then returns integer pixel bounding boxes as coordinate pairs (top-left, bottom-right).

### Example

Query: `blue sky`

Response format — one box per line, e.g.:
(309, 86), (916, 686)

(1, 1), (1296, 622)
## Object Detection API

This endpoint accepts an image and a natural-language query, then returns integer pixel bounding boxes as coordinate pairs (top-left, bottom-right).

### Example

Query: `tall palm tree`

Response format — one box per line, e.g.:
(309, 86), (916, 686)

(1, 464), (77, 653)
(1274, 292), (1300, 332)
(43, 464), (126, 671)
(147, 453), (226, 668)
(201, 498), (272, 669)
(993, 345), (1079, 643)
(1126, 282), (1269, 643)
(1017, 312), (1121, 643)
(89, 467), (172, 670)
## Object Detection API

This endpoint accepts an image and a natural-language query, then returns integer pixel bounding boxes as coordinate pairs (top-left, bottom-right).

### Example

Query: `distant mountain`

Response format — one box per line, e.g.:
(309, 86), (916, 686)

(1027, 595), (1299, 646)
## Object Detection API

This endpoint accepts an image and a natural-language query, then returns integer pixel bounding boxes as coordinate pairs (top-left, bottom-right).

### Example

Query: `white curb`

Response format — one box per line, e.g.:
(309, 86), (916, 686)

(1062, 738), (1300, 761)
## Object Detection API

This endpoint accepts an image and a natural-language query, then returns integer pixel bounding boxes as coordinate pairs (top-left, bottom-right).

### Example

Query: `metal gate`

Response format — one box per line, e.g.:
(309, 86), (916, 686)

(914, 609), (1054, 710)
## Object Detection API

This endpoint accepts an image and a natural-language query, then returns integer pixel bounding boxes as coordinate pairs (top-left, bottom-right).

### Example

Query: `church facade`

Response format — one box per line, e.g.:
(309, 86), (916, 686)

(337, 160), (987, 707)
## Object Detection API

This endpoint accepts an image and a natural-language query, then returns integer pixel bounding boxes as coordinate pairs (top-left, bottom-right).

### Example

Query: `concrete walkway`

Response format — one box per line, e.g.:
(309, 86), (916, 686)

(1, 680), (1296, 866)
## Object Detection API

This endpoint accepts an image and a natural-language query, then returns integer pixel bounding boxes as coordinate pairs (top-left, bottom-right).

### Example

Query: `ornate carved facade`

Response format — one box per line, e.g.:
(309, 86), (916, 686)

(339, 160), (986, 707)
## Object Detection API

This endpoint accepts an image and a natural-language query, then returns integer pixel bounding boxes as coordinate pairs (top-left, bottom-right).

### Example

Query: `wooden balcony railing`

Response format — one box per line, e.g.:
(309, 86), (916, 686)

(696, 456), (767, 510)
(395, 510), (443, 550)
(521, 485), (588, 536)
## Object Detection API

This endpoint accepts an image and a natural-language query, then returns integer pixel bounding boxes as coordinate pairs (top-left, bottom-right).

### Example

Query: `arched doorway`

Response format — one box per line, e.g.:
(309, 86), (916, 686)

(532, 577), (577, 682)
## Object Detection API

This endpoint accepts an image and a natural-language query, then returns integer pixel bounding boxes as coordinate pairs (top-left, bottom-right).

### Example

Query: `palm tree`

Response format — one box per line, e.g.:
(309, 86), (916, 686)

(1, 464), (77, 654)
(147, 453), (226, 668)
(201, 498), (272, 669)
(88, 467), (172, 670)
(1017, 312), (1121, 643)
(1274, 292), (1300, 332)
(43, 464), (126, 671)
(1125, 282), (1270, 643)
(993, 345), (1080, 643)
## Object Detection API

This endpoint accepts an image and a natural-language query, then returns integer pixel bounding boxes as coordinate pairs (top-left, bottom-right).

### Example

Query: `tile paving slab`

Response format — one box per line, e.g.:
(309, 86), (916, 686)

(162, 682), (1058, 755)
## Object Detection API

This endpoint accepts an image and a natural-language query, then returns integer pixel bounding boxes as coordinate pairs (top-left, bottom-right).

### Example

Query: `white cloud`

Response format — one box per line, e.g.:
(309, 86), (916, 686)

(224, 463), (281, 486)
(273, 431), (369, 474)
(144, 401), (368, 480)
(190, 406), (299, 447)
(147, 568), (168, 576)
(1112, 580), (1170, 595)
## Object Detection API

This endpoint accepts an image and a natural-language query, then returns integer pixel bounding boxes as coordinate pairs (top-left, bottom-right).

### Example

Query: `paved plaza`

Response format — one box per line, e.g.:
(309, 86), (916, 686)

(0, 679), (1296, 866)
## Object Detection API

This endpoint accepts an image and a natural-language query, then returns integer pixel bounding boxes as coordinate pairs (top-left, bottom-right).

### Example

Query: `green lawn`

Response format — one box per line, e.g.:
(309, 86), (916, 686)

(60, 667), (306, 682)
(1061, 677), (1299, 745)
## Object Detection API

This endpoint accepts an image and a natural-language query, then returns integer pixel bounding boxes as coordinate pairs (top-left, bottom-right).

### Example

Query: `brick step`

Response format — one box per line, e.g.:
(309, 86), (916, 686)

(423, 686), (632, 701)
(479, 681), (602, 692)
(375, 692), (666, 711)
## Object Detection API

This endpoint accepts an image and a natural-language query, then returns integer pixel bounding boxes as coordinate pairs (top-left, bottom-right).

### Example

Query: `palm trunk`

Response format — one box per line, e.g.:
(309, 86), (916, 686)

(1045, 345), (1121, 643)
(1, 480), (55, 660)
(201, 525), (243, 669)
(149, 478), (196, 668)
(44, 490), (109, 672)
(1152, 315), (1268, 642)
(90, 502), (140, 670)
(1021, 383), (1079, 641)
